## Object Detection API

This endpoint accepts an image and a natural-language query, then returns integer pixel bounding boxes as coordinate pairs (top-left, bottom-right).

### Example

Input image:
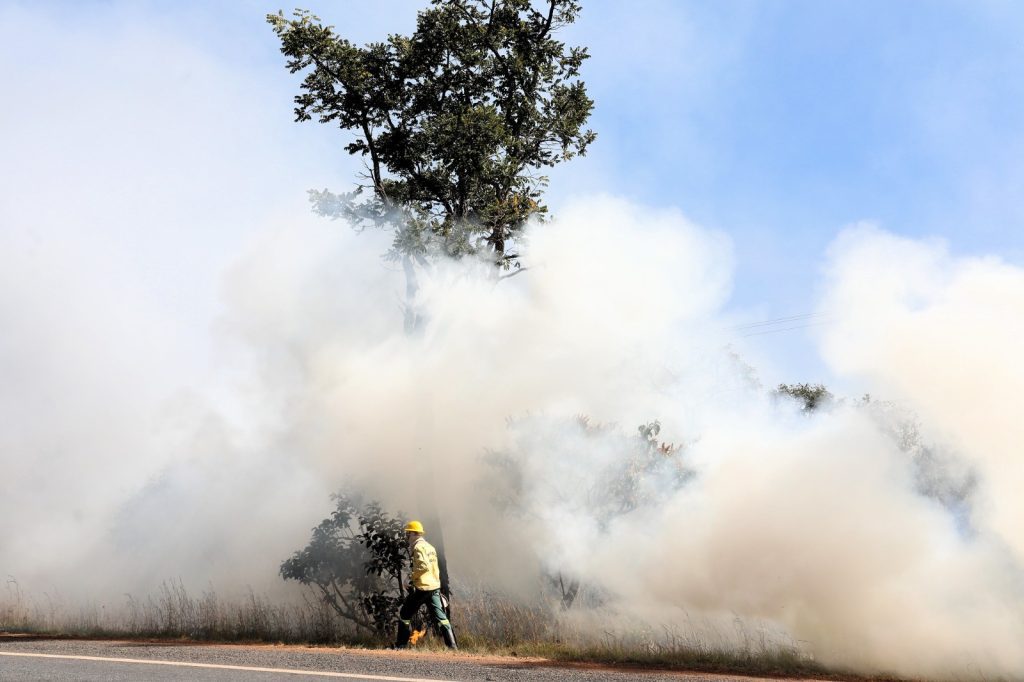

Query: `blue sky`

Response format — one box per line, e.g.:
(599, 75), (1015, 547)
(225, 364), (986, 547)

(3, 0), (1023, 387)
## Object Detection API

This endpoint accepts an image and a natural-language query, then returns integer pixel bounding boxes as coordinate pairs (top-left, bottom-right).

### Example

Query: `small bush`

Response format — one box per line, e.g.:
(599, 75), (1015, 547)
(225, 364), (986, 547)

(279, 493), (410, 638)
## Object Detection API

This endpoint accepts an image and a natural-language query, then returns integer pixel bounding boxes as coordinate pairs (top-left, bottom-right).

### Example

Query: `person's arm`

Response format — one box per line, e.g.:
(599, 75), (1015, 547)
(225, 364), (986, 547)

(411, 542), (430, 586)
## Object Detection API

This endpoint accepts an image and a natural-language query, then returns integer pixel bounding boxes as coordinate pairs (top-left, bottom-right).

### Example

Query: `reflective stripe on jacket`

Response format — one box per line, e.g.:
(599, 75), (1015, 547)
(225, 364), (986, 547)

(410, 537), (441, 591)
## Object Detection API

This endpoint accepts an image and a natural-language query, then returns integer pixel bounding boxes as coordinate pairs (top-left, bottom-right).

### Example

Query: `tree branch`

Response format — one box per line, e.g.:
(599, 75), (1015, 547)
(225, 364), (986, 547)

(497, 265), (529, 281)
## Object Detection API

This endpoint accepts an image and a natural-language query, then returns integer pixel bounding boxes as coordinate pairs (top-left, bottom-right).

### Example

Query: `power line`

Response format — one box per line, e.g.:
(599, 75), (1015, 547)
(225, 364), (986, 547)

(729, 312), (827, 331)
(739, 320), (833, 338)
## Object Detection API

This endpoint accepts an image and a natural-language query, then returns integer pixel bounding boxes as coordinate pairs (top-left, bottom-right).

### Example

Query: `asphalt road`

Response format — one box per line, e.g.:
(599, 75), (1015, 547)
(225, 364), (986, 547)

(0, 636), (778, 682)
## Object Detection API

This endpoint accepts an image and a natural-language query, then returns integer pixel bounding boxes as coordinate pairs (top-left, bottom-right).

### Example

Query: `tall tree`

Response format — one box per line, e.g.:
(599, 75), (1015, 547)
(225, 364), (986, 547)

(267, 0), (595, 273)
(269, 0), (595, 599)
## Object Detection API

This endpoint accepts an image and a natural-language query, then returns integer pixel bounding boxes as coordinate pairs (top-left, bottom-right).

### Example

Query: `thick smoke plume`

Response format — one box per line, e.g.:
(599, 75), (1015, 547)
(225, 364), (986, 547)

(3, 7), (1024, 677)
(3, 193), (1024, 677)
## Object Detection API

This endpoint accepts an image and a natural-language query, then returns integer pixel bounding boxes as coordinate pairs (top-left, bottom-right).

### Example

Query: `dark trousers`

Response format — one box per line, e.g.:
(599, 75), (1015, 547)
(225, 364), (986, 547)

(395, 588), (454, 648)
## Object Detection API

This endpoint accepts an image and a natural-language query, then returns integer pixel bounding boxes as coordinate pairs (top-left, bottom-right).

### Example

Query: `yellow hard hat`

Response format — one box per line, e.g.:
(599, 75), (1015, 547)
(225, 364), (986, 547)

(404, 520), (424, 534)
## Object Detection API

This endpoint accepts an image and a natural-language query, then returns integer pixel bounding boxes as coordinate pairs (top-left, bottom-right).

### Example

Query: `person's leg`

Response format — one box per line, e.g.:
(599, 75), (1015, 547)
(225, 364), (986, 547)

(426, 590), (457, 649)
(395, 591), (427, 648)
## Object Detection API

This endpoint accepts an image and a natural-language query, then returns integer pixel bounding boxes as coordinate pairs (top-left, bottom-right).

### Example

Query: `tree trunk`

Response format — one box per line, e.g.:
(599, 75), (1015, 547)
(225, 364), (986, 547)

(404, 256), (451, 600)
(558, 573), (580, 610)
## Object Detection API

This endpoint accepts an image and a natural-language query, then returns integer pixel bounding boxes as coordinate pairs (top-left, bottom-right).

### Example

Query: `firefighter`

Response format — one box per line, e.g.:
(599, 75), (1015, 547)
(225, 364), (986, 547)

(394, 520), (457, 649)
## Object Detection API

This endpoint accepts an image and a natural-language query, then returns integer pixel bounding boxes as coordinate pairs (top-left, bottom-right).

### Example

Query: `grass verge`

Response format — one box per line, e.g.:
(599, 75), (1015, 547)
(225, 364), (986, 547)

(1, 581), (903, 681)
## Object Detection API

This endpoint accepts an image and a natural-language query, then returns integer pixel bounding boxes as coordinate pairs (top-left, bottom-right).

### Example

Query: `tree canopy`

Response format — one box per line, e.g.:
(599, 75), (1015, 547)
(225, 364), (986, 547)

(268, 0), (596, 269)
(776, 383), (833, 413)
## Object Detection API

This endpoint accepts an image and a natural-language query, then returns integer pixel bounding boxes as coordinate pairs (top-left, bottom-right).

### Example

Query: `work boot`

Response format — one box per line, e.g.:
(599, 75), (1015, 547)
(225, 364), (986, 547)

(441, 626), (458, 650)
(395, 620), (412, 649)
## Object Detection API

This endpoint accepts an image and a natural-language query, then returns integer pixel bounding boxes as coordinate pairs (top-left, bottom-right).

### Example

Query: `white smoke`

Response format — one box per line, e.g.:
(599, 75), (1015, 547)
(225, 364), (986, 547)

(4, 5), (1024, 679)
(5, 175), (1024, 676)
(821, 225), (1024, 566)
(214, 210), (1023, 678)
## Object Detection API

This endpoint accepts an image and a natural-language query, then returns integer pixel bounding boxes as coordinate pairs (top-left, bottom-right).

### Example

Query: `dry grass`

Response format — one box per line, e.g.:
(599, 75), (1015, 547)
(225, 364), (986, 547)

(1, 579), (366, 644)
(451, 587), (555, 648)
(454, 600), (829, 678)
(1, 580), (861, 679)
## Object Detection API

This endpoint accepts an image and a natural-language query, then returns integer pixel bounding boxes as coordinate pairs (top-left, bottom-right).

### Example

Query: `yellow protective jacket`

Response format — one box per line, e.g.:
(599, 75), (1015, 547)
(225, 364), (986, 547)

(410, 537), (441, 591)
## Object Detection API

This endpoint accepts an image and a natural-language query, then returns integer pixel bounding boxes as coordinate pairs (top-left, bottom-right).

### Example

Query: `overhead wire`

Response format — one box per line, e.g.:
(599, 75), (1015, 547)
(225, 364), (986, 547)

(727, 311), (835, 338)
(728, 312), (827, 331)
(739, 321), (833, 338)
